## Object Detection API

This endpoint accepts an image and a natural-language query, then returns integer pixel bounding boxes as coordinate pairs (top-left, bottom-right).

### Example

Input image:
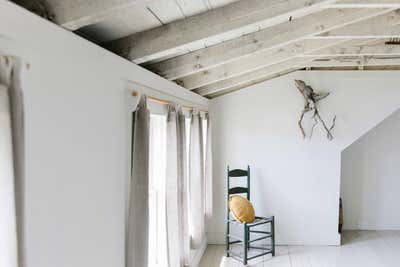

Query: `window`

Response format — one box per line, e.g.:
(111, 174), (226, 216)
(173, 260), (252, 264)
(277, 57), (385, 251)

(147, 113), (207, 266)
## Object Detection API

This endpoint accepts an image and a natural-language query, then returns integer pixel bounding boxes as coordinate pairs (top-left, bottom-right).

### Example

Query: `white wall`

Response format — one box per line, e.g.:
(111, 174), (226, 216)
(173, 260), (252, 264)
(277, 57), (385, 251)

(341, 109), (400, 230)
(209, 71), (400, 245)
(0, 2), (208, 267)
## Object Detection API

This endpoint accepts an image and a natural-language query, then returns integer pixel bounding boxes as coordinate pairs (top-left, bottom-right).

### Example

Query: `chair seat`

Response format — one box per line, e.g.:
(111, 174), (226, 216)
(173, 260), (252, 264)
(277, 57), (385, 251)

(228, 215), (273, 226)
(247, 216), (273, 226)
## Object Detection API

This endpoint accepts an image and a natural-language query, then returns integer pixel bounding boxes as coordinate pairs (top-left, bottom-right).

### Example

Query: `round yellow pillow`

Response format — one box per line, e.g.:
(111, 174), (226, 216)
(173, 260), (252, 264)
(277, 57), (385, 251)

(229, 195), (255, 223)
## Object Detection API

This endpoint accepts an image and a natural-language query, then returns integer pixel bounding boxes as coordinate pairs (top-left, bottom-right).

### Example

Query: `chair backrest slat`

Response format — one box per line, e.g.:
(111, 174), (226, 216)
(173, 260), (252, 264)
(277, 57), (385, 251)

(228, 169), (248, 177)
(229, 187), (248, 195)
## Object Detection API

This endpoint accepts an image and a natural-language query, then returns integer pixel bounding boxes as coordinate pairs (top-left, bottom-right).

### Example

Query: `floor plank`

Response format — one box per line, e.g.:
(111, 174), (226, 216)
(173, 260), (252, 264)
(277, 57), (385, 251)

(199, 231), (400, 267)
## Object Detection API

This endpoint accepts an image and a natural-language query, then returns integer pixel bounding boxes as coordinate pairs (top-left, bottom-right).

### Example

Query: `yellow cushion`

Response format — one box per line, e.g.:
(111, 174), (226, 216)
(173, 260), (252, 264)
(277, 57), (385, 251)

(229, 195), (255, 223)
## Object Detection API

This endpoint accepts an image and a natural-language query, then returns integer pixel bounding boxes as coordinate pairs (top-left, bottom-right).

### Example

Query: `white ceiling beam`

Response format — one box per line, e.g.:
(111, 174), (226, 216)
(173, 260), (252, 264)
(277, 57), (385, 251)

(147, 8), (393, 80)
(49, 0), (149, 31)
(106, 0), (336, 64)
(304, 56), (400, 68)
(303, 40), (400, 57)
(193, 58), (311, 96)
(311, 10), (400, 39)
(330, 0), (400, 8)
(176, 39), (349, 90)
(207, 68), (300, 98)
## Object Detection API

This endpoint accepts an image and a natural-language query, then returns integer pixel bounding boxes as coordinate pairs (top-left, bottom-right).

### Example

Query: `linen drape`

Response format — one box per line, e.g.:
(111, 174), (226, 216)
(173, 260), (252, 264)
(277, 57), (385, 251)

(189, 111), (205, 249)
(0, 56), (24, 267)
(165, 105), (189, 267)
(127, 95), (150, 267)
(204, 114), (213, 218)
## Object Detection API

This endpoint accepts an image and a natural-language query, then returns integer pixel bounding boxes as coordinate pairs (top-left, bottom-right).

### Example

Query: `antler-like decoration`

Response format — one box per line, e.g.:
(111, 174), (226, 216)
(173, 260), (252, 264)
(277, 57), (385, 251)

(294, 80), (336, 140)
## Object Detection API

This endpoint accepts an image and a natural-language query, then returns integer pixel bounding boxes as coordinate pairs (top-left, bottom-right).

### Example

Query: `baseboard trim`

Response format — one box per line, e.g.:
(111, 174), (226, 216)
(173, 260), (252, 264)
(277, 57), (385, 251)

(190, 237), (208, 267)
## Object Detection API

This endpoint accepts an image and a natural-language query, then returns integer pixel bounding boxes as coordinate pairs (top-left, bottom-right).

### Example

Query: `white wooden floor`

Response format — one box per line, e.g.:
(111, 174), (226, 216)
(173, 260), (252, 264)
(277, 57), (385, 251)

(199, 230), (400, 267)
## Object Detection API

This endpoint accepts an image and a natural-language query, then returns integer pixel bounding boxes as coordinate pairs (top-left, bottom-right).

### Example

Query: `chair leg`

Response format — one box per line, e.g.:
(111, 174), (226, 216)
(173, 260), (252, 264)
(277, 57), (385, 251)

(243, 224), (248, 265)
(271, 216), (275, 257)
(226, 221), (230, 257)
(247, 230), (250, 251)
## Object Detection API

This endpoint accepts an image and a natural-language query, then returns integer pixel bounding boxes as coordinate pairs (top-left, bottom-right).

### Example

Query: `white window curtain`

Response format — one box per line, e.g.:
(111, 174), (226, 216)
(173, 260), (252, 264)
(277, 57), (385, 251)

(165, 105), (189, 267)
(204, 114), (213, 218)
(127, 95), (150, 267)
(189, 111), (205, 249)
(148, 114), (167, 267)
(0, 56), (24, 267)
(146, 102), (211, 266)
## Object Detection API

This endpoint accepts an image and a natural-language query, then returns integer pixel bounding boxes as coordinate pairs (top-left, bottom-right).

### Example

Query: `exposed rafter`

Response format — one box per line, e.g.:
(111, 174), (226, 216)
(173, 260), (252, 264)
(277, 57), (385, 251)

(105, 0), (336, 64)
(207, 68), (300, 98)
(330, 0), (400, 8)
(305, 56), (400, 68)
(193, 58), (310, 96)
(304, 40), (400, 57)
(50, 0), (149, 30)
(313, 9), (400, 39)
(147, 8), (393, 80)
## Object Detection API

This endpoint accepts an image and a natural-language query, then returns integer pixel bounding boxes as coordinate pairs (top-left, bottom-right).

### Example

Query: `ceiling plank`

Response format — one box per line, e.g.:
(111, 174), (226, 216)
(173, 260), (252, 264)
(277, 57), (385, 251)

(105, 0), (336, 64)
(147, 8), (393, 80)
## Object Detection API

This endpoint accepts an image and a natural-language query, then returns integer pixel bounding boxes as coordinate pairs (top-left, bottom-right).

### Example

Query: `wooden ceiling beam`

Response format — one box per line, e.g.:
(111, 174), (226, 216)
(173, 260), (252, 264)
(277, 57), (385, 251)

(303, 40), (400, 57)
(330, 0), (400, 8)
(312, 10), (400, 39)
(105, 0), (336, 64)
(304, 56), (400, 68)
(147, 8), (393, 80)
(52, 0), (149, 31)
(193, 58), (310, 96)
(206, 68), (300, 98)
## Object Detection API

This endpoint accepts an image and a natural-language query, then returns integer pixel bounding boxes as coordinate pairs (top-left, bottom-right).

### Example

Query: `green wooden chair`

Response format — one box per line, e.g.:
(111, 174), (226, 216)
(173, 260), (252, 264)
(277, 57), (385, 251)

(226, 165), (275, 265)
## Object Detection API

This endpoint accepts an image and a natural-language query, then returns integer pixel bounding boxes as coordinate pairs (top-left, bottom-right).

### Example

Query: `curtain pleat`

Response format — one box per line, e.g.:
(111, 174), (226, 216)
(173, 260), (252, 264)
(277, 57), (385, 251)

(189, 111), (205, 249)
(0, 56), (24, 267)
(166, 105), (180, 267)
(178, 111), (190, 266)
(127, 95), (150, 267)
(204, 114), (213, 218)
(166, 105), (189, 267)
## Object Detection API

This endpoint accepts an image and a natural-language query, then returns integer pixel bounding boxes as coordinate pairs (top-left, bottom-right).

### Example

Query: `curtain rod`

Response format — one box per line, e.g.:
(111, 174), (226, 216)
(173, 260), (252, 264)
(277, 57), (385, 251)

(0, 55), (30, 70)
(131, 90), (208, 113)
(123, 78), (208, 112)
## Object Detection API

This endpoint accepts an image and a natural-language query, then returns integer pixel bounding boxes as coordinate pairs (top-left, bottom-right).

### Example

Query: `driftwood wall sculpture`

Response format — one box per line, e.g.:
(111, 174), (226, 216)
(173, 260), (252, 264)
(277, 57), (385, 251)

(294, 80), (336, 140)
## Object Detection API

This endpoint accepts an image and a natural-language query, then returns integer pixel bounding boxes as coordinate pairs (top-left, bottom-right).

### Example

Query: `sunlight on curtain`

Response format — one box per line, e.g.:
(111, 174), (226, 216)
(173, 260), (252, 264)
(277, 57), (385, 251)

(148, 114), (167, 267)
(185, 117), (192, 238)
(148, 113), (208, 266)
